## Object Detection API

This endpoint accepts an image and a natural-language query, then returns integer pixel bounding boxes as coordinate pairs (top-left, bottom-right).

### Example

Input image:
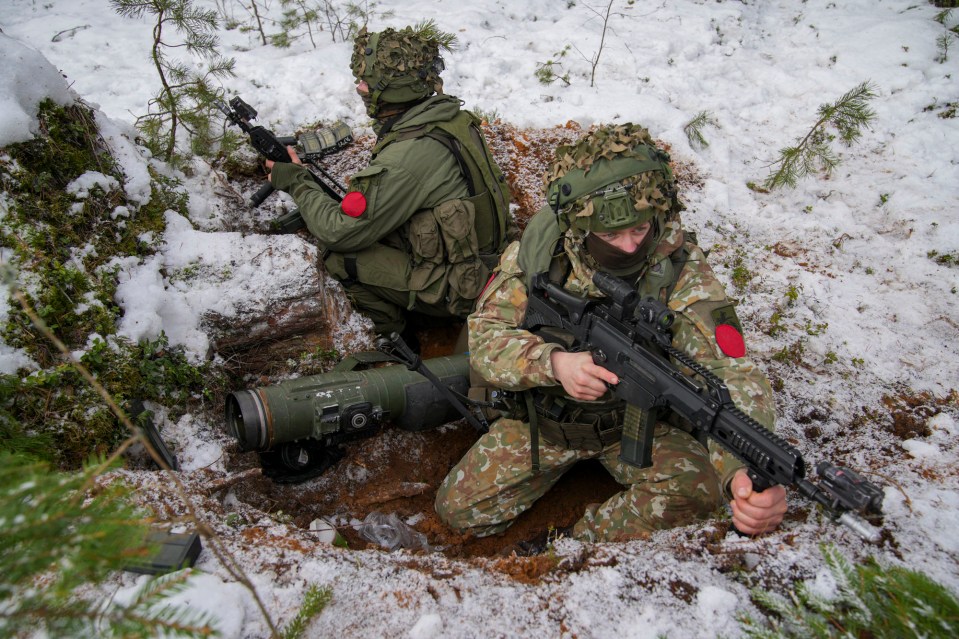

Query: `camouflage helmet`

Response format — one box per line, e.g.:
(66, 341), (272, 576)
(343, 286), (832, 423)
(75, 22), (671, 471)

(351, 23), (451, 117)
(545, 123), (681, 238)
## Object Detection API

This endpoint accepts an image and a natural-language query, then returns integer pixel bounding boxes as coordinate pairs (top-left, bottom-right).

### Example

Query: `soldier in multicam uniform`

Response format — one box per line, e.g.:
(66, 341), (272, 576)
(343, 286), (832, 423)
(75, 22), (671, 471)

(267, 23), (513, 344)
(435, 123), (787, 543)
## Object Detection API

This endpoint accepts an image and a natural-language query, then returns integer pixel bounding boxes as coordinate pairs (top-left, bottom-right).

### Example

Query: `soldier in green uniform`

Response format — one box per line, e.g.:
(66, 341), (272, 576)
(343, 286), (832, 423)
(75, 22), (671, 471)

(435, 124), (787, 543)
(267, 24), (513, 342)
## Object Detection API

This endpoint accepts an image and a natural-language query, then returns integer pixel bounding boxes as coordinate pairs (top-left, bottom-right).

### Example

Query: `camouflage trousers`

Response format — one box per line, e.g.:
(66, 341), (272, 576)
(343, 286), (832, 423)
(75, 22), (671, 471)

(434, 417), (724, 542)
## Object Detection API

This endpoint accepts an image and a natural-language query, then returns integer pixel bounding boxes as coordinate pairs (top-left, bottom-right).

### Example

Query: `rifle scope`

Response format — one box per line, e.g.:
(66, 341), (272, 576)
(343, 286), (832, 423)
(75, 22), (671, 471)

(225, 353), (471, 452)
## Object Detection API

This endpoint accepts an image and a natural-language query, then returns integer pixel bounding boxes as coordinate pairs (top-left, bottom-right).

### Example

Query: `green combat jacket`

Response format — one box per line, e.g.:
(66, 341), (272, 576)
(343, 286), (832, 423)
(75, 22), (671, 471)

(272, 94), (509, 326)
(271, 94), (471, 253)
(467, 217), (778, 495)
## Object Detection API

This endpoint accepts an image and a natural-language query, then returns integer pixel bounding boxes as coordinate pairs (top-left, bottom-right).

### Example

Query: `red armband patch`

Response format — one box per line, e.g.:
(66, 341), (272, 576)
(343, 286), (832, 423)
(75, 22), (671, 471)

(715, 324), (746, 358)
(341, 192), (367, 218)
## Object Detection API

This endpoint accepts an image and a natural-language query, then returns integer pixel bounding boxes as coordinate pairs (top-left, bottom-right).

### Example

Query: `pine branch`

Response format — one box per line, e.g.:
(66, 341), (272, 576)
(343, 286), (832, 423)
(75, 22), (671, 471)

(739, 544), (959, 638)
(763, 81), (877, 190)
(281, 584), (333, 639)
(0, 453), (221, 638)
(684, 110), (718, 149)
(412, 18), (458, 51)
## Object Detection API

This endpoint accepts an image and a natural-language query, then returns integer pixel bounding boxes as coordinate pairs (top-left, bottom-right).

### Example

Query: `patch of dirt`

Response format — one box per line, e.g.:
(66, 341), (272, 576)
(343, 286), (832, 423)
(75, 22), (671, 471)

(851, 388), (958, 441)
(881, 390), (952, 440)
(228, 419), (623, 560)
(488, 554), (560, 584)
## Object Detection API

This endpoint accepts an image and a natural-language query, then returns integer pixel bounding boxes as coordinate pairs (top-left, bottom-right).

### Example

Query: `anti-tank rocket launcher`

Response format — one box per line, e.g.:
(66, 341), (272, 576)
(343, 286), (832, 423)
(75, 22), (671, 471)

(225, 348), (474, 483)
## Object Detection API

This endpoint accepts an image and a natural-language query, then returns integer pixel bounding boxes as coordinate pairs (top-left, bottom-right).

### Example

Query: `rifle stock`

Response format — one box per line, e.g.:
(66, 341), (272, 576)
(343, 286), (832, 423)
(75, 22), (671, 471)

(522, 270), (884, 541)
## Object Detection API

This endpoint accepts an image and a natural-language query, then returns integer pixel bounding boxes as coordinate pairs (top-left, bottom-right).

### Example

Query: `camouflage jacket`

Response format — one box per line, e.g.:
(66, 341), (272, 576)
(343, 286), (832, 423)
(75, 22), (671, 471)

(271, 94), (471, 253)
(467, 218), (777, 494)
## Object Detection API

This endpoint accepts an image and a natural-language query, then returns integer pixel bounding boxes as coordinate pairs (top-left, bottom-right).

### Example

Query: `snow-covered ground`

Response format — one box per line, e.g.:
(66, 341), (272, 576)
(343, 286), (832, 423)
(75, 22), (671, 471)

(2, 1), (958, 637)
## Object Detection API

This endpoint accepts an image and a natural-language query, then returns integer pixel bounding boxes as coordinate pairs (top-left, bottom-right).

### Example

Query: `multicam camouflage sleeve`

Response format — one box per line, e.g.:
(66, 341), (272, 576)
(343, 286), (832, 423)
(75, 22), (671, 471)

(467, 242), (566, 391)
(666, 245), (778, 495)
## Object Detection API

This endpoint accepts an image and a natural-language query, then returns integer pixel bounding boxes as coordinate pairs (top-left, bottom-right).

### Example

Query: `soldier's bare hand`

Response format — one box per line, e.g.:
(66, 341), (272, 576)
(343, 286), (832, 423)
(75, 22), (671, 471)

(264, 146), (301, 182)
(730, 469), (787, 535)
(550, 350), (619, 401)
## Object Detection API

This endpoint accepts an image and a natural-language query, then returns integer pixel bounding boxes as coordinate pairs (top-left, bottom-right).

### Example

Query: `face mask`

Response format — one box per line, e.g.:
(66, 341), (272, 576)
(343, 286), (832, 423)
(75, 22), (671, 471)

(585, 230), (655, 276)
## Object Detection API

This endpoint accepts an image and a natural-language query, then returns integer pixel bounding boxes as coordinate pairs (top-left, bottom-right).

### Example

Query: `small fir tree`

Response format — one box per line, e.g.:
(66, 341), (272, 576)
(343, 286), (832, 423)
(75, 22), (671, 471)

(238, 0), (270, 46)
(111, 0), (236, 164)
(273, 0), (321, 48)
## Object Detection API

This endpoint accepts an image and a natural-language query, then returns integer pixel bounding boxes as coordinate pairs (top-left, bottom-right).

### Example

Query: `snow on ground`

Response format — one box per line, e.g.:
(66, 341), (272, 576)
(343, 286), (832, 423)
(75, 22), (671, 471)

(3, 0), (958, 637)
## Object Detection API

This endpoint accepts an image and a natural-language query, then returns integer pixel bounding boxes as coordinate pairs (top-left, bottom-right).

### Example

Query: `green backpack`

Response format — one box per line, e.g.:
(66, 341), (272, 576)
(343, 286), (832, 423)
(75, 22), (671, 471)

(374, 108), (515, 260)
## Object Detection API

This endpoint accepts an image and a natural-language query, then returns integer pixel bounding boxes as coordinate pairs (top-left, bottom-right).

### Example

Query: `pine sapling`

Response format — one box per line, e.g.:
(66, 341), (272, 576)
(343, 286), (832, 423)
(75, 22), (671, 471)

(274, 0), (322, 48)
(239, 0), (270, 46)
(112, 0), (236, 164)
(585, 0), (617, 88)
(936, 31), (955, 63)
(763, 81), (877, 190)
(340, 1), (397, 42)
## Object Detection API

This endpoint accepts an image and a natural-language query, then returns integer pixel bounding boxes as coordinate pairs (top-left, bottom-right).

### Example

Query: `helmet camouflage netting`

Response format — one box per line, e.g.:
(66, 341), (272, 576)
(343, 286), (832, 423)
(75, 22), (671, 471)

(545, 123), (681, 234)
(351, 23), (452, 115)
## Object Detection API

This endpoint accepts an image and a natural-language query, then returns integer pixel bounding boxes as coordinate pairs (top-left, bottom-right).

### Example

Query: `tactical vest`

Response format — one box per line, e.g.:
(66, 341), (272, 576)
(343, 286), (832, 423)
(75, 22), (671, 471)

(373, 109), (514, 260)
(339, 109), (513, 317)
(510, 207), (692, 467)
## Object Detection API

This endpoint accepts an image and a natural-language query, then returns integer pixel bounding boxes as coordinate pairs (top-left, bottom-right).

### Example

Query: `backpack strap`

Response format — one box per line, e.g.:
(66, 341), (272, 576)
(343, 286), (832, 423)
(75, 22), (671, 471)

(518, 207), (570, 290)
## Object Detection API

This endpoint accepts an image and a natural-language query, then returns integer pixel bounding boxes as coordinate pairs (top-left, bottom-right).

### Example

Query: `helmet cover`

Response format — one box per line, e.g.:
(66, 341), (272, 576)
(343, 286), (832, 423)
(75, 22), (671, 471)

(545, 123), (679, 235)
(351, 23), (451, 116)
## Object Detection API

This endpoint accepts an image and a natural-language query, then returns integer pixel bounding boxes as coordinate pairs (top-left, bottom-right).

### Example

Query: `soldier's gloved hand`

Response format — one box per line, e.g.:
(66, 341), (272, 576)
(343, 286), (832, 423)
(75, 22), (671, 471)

(549, 350), (619, 401)
(730, 469), (787, 535)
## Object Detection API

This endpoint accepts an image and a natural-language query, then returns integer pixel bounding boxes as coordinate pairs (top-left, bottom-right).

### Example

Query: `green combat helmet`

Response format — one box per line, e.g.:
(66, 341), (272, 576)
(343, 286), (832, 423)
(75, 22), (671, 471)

(351, 22), (455, 118)
(544, 123), (682, 244)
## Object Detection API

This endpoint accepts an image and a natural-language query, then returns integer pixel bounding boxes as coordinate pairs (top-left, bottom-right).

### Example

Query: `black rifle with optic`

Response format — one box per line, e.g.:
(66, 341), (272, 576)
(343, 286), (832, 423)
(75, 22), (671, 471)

(521, 270), (884, 541)
(217, 96), (352, 232)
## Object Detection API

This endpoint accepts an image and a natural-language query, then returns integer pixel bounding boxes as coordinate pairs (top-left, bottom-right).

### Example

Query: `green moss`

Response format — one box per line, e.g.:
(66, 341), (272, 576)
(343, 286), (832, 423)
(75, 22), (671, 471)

(0, 99), (188, 364)
(0, 98), (217, 469)
(0, 334), (212, 468)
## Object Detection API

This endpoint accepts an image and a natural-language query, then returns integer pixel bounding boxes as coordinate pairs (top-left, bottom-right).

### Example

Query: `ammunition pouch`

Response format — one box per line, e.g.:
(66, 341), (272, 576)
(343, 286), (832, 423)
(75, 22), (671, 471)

(323, 198), (491, 318)
(531, 393), (625, 452)
(408, 198), (490, 317)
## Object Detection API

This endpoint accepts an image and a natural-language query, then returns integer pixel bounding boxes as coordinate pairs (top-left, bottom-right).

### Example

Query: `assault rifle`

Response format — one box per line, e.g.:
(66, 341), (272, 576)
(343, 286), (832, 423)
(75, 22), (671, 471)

(217, 96), (352, 232)
(522, 270), (884, 541)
